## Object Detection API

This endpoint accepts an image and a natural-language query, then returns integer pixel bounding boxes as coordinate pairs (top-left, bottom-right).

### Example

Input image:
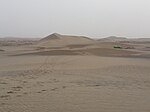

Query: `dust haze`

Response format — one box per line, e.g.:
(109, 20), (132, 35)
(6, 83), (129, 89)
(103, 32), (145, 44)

(0, 0), (150, 38)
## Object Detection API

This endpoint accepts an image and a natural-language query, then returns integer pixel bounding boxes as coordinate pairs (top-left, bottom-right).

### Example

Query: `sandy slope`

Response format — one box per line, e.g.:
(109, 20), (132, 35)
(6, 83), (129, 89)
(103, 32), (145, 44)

(0, 35), (150, 112)
(37, 33), (95, 47)
(0, 53), (150, 112)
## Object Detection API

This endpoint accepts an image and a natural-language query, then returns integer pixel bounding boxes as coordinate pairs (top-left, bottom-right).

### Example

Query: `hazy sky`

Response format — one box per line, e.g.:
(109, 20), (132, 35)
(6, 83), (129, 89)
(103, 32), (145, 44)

(0, 0), (150, 38)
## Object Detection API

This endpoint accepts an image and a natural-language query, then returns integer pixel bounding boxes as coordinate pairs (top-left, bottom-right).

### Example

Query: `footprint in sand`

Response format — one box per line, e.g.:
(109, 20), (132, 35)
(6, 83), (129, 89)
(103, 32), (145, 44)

(42, 89), (47, 92)
(7, 91), (14, 94)
(0, 82), (7, 84)
(1, 103), (6, 105)
(0, 95), (10, 98)
(37, 89), (47, 93)
(23, 92), (28, 95)
(22, 81), (28, 83)
(12, 86), (23, 91)
(37, 91), (42, 93)
(62, 86), (66, 89)
(16, 95), (22, 97)
(51, 88), (58, 91)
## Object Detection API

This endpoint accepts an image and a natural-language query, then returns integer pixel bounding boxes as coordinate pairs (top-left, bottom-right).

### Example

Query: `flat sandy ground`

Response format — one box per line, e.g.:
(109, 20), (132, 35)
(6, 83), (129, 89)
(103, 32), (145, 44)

(0, 41), (150, 112)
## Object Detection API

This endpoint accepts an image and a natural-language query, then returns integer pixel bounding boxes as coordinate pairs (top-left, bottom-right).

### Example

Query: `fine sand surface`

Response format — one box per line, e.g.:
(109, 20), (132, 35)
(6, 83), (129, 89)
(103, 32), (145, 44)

(0, 34), (150, 112)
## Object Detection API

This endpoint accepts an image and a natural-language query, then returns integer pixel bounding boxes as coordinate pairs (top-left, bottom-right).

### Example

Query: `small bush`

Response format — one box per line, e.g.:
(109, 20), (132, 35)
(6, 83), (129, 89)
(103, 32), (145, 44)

(113, 45), (122, 49)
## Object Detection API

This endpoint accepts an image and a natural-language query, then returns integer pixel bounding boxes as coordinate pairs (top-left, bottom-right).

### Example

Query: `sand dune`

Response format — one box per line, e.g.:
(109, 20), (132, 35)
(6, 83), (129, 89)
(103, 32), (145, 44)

(0, 34), (150, 112)
(16, 47), (138, 58)
(99, 36), (150, 42)
(99, 36), (128, 42)
(37, 33), (95, 47)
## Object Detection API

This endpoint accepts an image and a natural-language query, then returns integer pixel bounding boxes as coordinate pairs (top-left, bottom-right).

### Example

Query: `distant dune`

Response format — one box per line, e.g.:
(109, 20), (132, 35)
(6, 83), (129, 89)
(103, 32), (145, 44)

(37, 33), (95, 47)
(0, 37), (40, 41)
(98, 36), (128, 42)
(0, 33), (150, 58)
(99, 36), (150, 43)
(129, 38), (150, 42)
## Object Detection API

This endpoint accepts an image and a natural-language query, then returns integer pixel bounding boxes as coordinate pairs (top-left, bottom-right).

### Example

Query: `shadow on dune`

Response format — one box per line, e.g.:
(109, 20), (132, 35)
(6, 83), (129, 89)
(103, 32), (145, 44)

(13, 47), (141, 58)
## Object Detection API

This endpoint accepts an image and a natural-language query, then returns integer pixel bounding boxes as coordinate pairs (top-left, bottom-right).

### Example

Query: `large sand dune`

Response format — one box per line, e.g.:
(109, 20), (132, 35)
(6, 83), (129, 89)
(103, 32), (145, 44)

(37, 33), (95, 47)
(0, 34), (150, 112)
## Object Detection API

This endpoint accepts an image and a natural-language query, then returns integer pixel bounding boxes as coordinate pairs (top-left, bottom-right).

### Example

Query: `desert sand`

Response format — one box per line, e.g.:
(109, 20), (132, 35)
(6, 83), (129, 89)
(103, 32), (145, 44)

(0, 33), (150, 112)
